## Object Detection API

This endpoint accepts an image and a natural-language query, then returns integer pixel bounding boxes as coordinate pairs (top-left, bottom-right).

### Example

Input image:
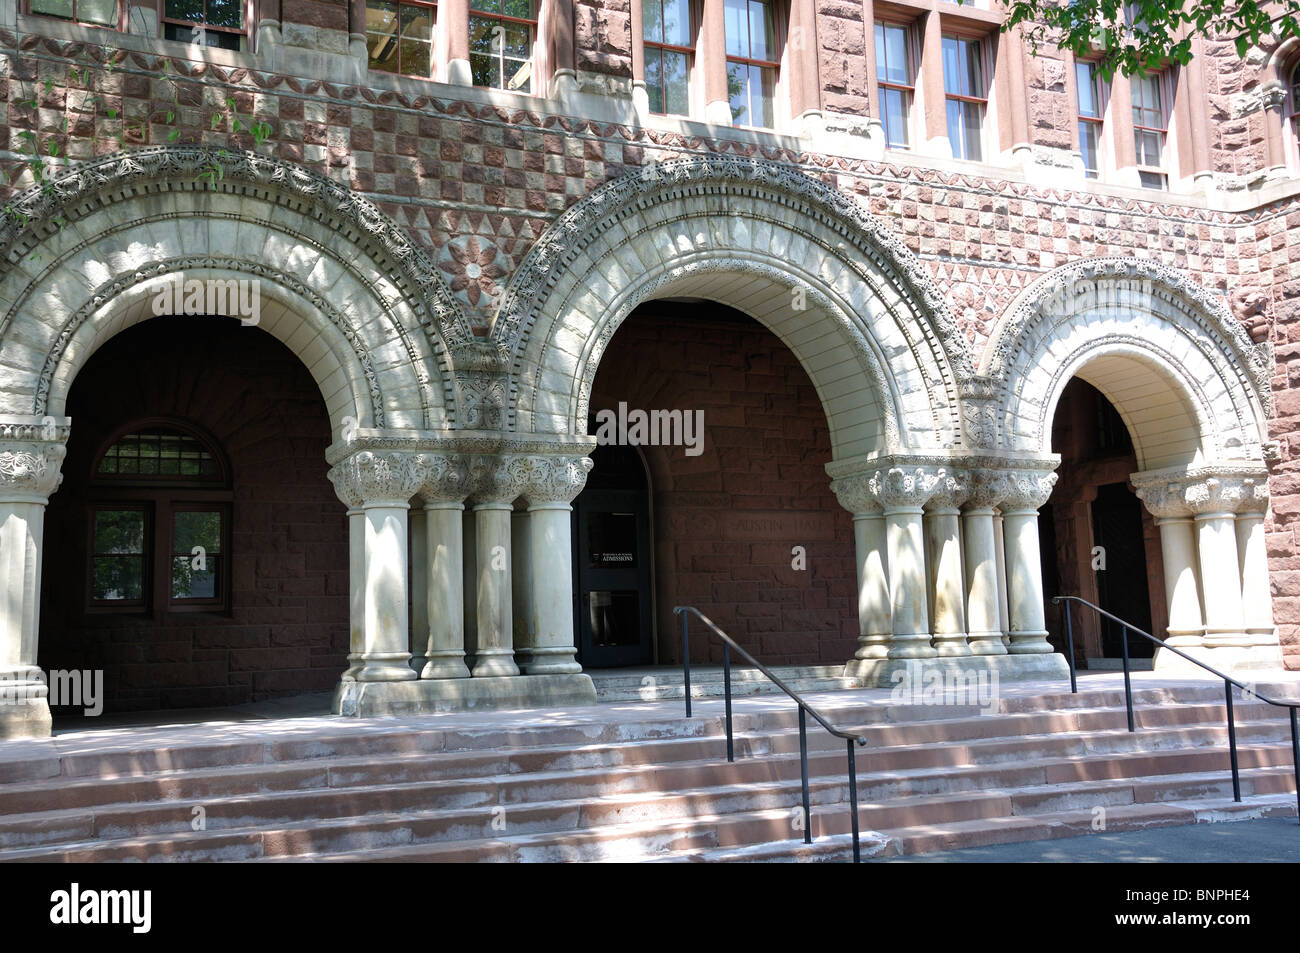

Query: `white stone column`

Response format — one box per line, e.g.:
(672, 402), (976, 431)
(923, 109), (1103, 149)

(520, 454), (593, 675)
(328, 450), (426, 682)
(1186, 477), (1249, 649)
(993, 510), (1010, 644)
(830, 475), (891, 664)
(511, 502), (534, 670)
(869, 466), (941, 659)
(345, 509), (365, 678)
(1133, 478), (1204, 652)
(416, 455), (472, 679)
(0, 416), (68, 739)
(924, 470), (971, 657)
(467, 455), (528, 677)
(409, 505), (428, 674)
(1235, 476), (1276, 648)
(963, 469), (1012, 656)
(1001, 469), (1058, 655)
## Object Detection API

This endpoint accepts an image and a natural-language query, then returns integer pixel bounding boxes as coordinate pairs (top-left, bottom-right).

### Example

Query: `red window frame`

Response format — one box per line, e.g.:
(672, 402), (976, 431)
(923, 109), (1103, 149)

(643, 0), (696, 116)
(1075, 59), (1106, 179)
(366, 0), (438, 79)
(941, 31), (987, 162)
(469, 0), (538, 93)
(874, 19), (915, 150)
(725, 0), (781, 129)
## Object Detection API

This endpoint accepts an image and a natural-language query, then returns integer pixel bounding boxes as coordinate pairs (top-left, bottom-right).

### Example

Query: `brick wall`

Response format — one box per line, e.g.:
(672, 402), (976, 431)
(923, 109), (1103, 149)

(589, 306), (859, 668)
(39, 316), (348, 714)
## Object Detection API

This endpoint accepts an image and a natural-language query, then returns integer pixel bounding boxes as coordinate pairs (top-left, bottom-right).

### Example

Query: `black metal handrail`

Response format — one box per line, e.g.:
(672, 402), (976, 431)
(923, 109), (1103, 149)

(1053, 595), (1300, 820)
(673, 605), (869, 862)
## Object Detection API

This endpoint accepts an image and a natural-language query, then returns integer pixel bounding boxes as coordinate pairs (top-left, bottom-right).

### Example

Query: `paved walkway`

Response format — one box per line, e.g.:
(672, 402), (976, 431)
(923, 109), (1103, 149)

(876, 816), (1300, 862)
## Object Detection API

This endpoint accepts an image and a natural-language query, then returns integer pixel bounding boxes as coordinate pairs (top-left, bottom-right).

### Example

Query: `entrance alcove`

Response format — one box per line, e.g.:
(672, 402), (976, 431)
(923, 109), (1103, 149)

(39, 315), (346, 720)
(578, 299), (858, 669)
(1041, 378), (1166, 668)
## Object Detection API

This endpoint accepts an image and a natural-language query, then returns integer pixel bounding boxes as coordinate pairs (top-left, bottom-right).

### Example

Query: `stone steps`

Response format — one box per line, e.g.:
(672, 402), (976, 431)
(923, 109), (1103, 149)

(0, 680), (1294, 862)
(589, 665), (861, 702)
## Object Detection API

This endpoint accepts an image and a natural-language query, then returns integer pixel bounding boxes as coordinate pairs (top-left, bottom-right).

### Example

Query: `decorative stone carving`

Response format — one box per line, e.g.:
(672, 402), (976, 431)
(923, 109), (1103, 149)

(1132, 466), (1270, 518)
(965, 468), (1016, 510)
(0, 417), (70, 500)
(1000, 470), (1058, 512)
(924, 469), (968, 511)
(521, 455), (594, 506)
(829, 473), (882, 515)
(1132, 480), (1193, 520)
(451, 341), (511, 431)
(328, 450), (428, 507)
(868, 466), (944, 510)
(468, 454), (534, 505)
(416, 453), (472, 504)
(0, 145), (472, 350)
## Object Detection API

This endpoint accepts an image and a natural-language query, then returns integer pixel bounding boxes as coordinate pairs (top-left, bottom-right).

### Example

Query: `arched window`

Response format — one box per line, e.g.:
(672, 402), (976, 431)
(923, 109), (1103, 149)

(1291, 61), (1300, 160)
(88, 421), (231, 613)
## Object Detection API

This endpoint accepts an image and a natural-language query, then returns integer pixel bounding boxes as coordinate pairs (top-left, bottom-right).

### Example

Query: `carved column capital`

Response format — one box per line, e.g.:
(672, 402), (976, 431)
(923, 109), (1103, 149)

(1132, 479), (1193, 520)
(520, 454), (593, 506)
(999, 469), (1058, 512)
(964, 468), (1016, 510)
(328, 450), (427, 508)
(0, 416), (71, 502)
(416, 453), (472, 504)
(468, 453), (533, 506)
(868, 465), (945, 511)
(829, 472), (882, 515)
(924, 468), (969, 511)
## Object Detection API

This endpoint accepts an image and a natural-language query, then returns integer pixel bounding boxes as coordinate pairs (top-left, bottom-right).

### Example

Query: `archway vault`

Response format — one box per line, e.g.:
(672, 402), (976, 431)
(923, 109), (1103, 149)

(979, 257), (1273, 470)
(0, 147), (470, 436)
(490, 156), (971, 459)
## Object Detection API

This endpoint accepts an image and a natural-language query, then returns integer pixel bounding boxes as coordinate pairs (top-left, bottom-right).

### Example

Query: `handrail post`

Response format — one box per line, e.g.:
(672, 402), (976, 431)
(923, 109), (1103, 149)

(1120, 623), (1135, 733)
(1062, 599), (1077, 694)
(723, 642), (734, 763)
(680, 610), (692, 719)
(1290, 709), (1300, 825)
(1225, 680), (1241, 802)
(798, 706), (811, 845)
(847, 739), (860, 864)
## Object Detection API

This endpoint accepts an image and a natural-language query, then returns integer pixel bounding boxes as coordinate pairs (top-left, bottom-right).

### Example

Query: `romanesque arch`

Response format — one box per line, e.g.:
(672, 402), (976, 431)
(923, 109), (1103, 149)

(490, 156), (970, 459)
(981, 257), (1271, 468)
(0, 146), (468, 435)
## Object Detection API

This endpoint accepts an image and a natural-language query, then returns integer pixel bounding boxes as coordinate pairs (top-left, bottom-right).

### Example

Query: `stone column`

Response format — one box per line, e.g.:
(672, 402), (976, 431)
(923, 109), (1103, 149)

(511, 502), (534, 670)
(519, 454), (593, 674)
(328, 451), (426, 682)
(409, 505), (428, 674)
(869, 466), (941, 659)
(345, 508), (366, 678)
(1186, 476), (1249, 650)
(787, 0), (820, 122)
(1133, 479), (1205, 653)
(467, 456), (530, 677)
(993, 510), (1010, 642)
(1001, 469), (1058, 655)
(963, 469), (1012, 656)
(0, 417), (68, 739)
(918, 10), (949, 157)
(416, 454), (472, 679)
(444, 0), (472, 85)
(830, 474), (891, 667)
(1234, 475), (1276, 649)
(924, 470), (971, 657)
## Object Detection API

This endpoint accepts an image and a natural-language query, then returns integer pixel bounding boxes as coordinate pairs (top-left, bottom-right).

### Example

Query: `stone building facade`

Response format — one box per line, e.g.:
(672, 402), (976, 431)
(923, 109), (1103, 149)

(0, 0), (1296, 735)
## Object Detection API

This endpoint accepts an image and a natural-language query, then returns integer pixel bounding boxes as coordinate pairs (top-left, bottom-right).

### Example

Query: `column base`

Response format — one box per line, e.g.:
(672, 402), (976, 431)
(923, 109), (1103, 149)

(334, 673), (597, 716)
(933, 634), (974, 657)
(355, 655), (418, 681)
(886, 635), (938, 659)
(967, 631), (1008, 656)
(471, 650), (520, 677)
(519, 646), (583, 675)
(849, 653), (1071, 689)
(1153, 641), (1286, 676)
(421, 651), (472, 680)
(0, 668), (52, 738)
(852, 633), (892, 661)
(1007, 629), (1055, 654)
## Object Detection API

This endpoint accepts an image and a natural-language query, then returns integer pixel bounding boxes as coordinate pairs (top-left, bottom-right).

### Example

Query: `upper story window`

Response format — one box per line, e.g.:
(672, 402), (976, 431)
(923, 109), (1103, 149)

(469, 0), (536, 93)
(89, 423), (231, 613)
(724, 0), (777, 128)
(875, 21), (913, 150)
(367, 1), (436, 78)
(1131, 70), (1169, 189)
(643, 0), (693, 115)
(28, 0), (119, 27)
(942, 34), (985, 162)
(1290, 61), (1300, 159)
(1075, 60), (1106, 179)
(162, 0), (249, 51)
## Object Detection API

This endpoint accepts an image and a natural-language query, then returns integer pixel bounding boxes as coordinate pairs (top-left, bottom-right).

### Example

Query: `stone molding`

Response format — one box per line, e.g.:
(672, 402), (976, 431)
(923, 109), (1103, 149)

(1132, 465), (1271, 518)
(0, 415), (70, 501)
(827, 453), (1059, 514)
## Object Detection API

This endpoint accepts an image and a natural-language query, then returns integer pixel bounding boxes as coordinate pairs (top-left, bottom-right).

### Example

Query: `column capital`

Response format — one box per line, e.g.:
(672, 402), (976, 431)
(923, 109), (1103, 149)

(468, 453), (533, 506)
(328, 449), (427, 508)
(0, 415), (71, 503)
(829, 472), (881, 515)
(924, 468), (969, 512)
(999, 469), (1058, 512)
(1132, 465), (1270, 518)
(519, 454), (594, 506)
(416, 453), (472, 504)
(964, 468), (1017, 510)
(869, 465), (946, 511)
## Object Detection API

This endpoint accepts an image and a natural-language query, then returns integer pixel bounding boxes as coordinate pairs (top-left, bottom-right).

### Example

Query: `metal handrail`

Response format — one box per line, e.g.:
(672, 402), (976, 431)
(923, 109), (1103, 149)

(1053, 595), (1300, 821)
(673, 605), (869, 862)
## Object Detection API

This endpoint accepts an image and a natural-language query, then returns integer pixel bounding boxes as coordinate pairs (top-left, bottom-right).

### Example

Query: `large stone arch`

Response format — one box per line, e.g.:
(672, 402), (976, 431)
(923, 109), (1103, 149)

(0, 147), (469, 435)
(491, 156), (969, 459)
(980, 257), (1272, 469)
